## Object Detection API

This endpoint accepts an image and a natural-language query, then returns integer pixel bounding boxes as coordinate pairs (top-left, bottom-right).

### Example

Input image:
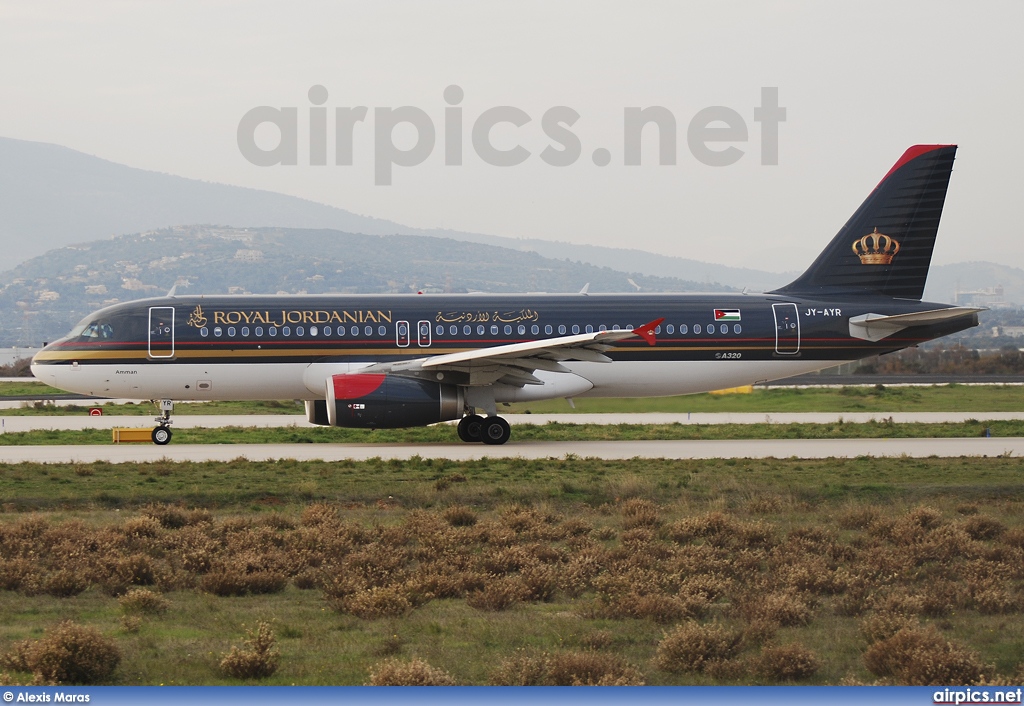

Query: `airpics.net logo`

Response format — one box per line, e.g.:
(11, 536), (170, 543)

(237, 85), (786, 185)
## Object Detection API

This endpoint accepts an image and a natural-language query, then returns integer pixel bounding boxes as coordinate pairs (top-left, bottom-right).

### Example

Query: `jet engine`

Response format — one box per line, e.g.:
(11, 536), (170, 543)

(322, 373), (463, 429)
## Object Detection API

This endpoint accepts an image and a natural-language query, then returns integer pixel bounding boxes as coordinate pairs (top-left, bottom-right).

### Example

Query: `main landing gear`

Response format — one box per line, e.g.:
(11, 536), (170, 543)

(152, 399), (174, 446)
(457, 414), (511, 445)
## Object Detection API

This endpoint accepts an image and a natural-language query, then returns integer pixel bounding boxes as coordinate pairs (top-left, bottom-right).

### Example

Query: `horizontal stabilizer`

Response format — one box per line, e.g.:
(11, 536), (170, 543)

(849, 307), (984, 342)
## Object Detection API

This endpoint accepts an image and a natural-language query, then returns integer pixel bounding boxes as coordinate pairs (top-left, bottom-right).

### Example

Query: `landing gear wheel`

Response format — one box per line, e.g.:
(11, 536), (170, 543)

(152, 426), (172, 446)
(481, 416), (511, 445)
(457, 414), (485, 443)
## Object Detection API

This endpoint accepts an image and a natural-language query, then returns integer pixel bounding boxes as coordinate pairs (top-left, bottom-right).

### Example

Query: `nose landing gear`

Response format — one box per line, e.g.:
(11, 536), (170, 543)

(152, 399), (174, 445)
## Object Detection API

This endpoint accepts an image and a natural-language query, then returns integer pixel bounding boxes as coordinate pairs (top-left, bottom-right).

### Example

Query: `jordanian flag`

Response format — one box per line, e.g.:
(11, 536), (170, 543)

(714, 309), (741, 322)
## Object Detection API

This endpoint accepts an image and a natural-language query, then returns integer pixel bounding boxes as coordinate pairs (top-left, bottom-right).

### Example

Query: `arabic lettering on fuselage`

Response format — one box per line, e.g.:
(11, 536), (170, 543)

(435, 309), (539, 324)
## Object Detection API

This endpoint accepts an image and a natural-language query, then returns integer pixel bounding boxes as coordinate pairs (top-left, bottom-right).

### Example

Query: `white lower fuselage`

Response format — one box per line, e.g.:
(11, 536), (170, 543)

(32, 358), (852, 404)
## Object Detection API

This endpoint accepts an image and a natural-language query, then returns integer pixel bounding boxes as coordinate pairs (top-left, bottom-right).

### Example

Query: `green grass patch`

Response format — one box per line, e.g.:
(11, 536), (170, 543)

(0, 419), (1020, 446)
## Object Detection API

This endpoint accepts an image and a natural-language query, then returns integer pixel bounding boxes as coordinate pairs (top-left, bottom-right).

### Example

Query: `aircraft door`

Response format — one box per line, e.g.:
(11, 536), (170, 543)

(417, 320), (431, 347)
(396, 321), (410, 347)
(772, 303), (800, 355)
(148, 307), (175, 359)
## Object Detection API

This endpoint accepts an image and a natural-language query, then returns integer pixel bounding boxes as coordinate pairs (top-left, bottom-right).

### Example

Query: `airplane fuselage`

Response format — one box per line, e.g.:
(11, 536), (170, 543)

(30, 291), (977, 403)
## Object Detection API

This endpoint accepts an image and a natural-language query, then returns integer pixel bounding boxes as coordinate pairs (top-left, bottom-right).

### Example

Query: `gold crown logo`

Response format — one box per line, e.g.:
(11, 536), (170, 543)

(852, 228), (900, 265)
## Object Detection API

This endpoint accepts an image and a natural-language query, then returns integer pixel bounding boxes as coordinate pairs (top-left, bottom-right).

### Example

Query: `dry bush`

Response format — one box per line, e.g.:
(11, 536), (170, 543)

(442, 505), (478, 527)
(340, 586), (413, 620)
(2, 621), (120, 685)
(466, 577), (523, 611)
(220, 622), (279, 680)
(619, 498), (661, 530)
(752, 643), (819, 681)
(0, 557), (41, 593)
(42, 570), (89, 598)
(98, 553), (159, 595)
(489, 650), (644, 685)
(118, 588), (169, 615)
(738, 591), (813, 627)
(970, 578), (1019, 615)
(962, 516), (1006, 541)
(518, 564), (559, 602)
(580, 630), (613, 650)
(655, 621), (742, 673)
(142, 504), (189, 529)
(1003, 528), (1024, 549)
(299, 502), (339, 526)
(860, 612), (919, 644)
(560, 517), (593, 537)
(864, 626), (985, 685)
(837, 505), (882, 530)
(367, 657), (456, 686)
(119, 615), (142, 634)
(666, 512), (735, 546)
(590, 592), (692, 624)
(121, 516), (162, 539)
(199, 568), (287, 596)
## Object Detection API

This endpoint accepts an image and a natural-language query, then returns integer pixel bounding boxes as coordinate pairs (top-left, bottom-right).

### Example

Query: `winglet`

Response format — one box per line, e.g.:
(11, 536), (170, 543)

(633, 318), (664, 346)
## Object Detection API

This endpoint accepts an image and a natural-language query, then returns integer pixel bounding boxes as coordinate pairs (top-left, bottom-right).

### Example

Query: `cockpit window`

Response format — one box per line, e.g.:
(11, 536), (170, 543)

(79, 322), (115, 339)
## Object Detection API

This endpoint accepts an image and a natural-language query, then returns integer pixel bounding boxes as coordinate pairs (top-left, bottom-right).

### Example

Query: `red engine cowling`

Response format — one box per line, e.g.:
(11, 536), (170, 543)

(325, 373), (464, 429)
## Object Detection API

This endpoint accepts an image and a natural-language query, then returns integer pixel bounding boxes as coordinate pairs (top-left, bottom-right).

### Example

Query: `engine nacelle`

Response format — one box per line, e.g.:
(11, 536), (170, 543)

(325, 373), (464, 429)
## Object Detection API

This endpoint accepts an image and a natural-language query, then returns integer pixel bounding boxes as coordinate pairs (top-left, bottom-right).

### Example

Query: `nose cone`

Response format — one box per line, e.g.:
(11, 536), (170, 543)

(30, 345), (58, 387)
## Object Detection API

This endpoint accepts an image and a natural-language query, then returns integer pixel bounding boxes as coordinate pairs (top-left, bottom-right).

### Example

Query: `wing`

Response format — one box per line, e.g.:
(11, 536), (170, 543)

(365, 318), (664, 387)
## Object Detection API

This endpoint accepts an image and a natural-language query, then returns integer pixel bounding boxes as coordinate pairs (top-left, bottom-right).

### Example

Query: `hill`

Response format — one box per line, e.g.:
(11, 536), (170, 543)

(0, 226), (728, 346)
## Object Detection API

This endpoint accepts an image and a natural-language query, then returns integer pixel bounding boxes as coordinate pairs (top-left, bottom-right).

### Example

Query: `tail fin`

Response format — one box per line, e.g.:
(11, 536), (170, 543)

(772, 144), (957, 300)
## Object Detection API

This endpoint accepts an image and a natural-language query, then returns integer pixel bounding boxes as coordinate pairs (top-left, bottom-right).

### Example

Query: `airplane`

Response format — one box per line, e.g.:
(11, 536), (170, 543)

(31, 144), (981, 445)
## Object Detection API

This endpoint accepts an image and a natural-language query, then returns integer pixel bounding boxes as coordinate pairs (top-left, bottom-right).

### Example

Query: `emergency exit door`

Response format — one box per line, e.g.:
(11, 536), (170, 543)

(148, 307), (175, 358)
(772, 303), (800, 355)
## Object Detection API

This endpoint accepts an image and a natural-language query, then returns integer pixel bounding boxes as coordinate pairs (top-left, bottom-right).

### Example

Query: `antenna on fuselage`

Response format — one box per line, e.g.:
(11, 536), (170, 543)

(579, 283), (590, 295)
(166, 285), (177, 297)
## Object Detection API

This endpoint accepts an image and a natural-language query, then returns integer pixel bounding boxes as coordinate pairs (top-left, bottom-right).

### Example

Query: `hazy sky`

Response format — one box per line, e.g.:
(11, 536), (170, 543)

(1, 0), (1021, 273)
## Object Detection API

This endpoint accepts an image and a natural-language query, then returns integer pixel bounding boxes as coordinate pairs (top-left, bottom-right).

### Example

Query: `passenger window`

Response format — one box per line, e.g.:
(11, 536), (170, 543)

(228, 327), (236, 337)
(720, 324), (728, 334)
(214, 327), (223, 337)
(200, 327), (209, 337)
(464, 325), (472, 336)
(694, 324), (701, 334)
(612, 324), (620, 330)
(531, 325), (539, 335)
(585, 325), (594, 333)
(518, 325), (526, 335)
(255, 326), (263, 336)
(283, 326), (291, 336)
(504, 325), (512, 335)
(241, 326), (249, 337)
(558, 325), (566, 335)
(350, 326), (358, 336)
(734, 324), (742, 334)
(545, 325), (553, 335)
(572, 325), (580, 334)
(599, 325), (607, 332)
(478, 325), (486, 335)
(297, 326), (305, 336)
(490, 325), (498, 335)
(364, 326), (372, 336)
(666, 324), (674, 334)
(310, 326), (317, 337)
(323, 326), (331, 336)
(379, 326), (387, 336)
(680, 324), (688, 334)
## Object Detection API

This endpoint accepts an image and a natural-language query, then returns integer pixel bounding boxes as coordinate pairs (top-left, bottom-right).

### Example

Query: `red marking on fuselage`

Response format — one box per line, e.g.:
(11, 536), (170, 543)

(332, 373), (386, 399)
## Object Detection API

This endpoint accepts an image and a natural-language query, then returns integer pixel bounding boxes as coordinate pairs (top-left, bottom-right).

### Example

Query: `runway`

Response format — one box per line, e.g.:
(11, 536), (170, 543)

(2, 411), (1023, 433)
(0, 437), (1020, 463)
